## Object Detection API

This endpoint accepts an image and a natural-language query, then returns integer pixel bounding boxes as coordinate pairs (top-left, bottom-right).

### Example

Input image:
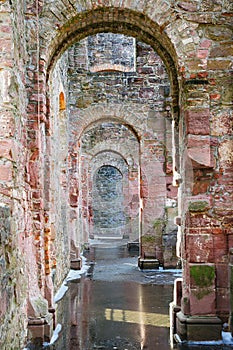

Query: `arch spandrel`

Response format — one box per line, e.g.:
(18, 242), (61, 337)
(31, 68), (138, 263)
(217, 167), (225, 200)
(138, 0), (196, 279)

(38, 5), (180, 119)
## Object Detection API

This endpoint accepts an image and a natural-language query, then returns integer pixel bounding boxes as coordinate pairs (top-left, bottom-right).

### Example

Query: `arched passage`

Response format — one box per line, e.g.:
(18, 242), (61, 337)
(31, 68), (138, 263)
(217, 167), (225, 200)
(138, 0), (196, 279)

(93, 165), (125, 237)
(27, 14), (184, 343)
(3, 1), (229, 348)
(77, 120), (141, 245)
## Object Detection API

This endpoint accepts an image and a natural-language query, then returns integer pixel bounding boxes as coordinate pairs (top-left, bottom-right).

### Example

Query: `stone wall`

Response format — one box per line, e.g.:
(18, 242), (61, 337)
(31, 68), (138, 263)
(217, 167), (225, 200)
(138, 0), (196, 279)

(67, 34), (178, 264)
(0, 0), (232, 346)
(48, 52), (71, 291)
(0, 0), (29, 348)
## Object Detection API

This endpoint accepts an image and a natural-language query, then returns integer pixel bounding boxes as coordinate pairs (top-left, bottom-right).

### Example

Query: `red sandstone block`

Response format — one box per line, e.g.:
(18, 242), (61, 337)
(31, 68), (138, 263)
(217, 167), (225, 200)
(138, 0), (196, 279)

(210, 45), (233, 58)
(0, 183), (12, 197)
(216, 264), (229, 288)
(0, 162), (13, 181)
(177, 1), (198, 11)
(0, 111), (15, 137)
(228, 235), (233, 249)
(187, 234), (214, 263)
(187, 135), (214, 167)
(190, 290), (216, 315)
(28, 161), (40, 188)
(187, 59), (203, 71)
(216, 288), (230, 314)
(197, 49), (209, 59)
(208, 60), (232, 70)
(185, 109), (210, 135)
(213, 235), (228, 262)
(200, 39), (212, 49)
(0, 139), (14, 159)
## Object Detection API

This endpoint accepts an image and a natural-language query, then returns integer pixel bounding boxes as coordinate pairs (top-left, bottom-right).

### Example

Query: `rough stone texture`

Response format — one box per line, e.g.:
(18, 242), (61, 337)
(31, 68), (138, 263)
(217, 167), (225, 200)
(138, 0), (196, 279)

(67, 36), (177, 260)
(0, 0), (232, 347)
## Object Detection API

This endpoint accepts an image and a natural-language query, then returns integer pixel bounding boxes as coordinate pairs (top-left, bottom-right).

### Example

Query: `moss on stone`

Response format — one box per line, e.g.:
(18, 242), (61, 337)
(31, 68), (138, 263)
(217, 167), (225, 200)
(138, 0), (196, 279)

(190, 265), (215, 288)
(153, 218), (164, 229)
(190, 265), (215, 300)
(141, 235), (156, 244)
(188, 200), (209, 212)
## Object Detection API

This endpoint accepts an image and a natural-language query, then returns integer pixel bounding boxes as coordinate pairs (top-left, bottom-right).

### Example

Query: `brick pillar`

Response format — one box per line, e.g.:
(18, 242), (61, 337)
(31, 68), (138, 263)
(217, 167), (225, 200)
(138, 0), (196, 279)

(138, 139), (166, 268)
(175, 83), (227, 341)
(229, 249), (233, 336)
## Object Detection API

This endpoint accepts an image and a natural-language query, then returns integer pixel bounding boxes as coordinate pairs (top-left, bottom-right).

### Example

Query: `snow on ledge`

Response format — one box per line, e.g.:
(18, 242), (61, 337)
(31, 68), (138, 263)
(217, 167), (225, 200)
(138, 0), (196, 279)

(54, 255), (89, 303)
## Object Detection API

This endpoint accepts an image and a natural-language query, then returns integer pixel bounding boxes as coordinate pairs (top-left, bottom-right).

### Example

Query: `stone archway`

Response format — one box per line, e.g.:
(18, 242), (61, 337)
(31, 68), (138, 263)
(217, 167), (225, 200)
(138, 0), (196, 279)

(28, 5), (232, 343)
(0, 1), (232, 348)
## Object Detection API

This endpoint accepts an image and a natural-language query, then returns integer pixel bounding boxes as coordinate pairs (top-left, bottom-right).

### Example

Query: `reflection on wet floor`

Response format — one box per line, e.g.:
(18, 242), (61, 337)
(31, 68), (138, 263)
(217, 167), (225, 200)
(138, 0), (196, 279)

(48, 243), (233, 350)
(52, 243), (180, 350)
(49, 243), (233, 350)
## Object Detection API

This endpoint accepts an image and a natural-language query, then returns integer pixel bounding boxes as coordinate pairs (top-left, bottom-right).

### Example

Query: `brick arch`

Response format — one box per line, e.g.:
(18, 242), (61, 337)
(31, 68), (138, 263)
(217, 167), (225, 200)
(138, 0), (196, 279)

(77, 115), (140, 145)
(69, 108), (162, 150)
(42, 6), (180, 119)
(90, 150), (129, 175)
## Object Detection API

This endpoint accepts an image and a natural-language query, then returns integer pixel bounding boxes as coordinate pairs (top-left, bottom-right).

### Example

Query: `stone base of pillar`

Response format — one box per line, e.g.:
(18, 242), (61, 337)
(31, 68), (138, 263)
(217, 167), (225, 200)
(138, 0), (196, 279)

(138, 256), (159, 269)
(27, 313), (54, 345)
(176, 311), (222, 342)
(127, 241), (139, 251)
(70, 258), (82, 270)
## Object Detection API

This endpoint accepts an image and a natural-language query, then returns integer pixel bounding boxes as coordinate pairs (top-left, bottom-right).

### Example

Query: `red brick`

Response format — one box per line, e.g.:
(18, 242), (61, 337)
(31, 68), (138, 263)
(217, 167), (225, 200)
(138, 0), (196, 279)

(216, 264), (229, 288)
(0, 139), (14, 160)
(185, 109), (210, 135)
(187, 234), (214, 263)
(213, 235), (228, 262)
(190, 290), (216, 315)
(197, 49), (209, 59)
(0, 162), (13, 181)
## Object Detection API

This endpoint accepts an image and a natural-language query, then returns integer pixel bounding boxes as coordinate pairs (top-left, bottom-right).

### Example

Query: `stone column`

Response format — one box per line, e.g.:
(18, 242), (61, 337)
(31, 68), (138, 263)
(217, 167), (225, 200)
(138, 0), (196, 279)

(175, 78), (229, 341)
(229, 249), (233, 336)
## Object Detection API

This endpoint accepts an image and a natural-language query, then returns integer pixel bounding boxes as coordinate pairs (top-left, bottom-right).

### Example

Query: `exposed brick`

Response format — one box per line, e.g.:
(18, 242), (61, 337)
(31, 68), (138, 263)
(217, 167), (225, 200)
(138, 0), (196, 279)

(0, 162), (13, 181)
(0, 0), (232, 346)
(187, 234), (214, 263)
(185, 109), (210, 135)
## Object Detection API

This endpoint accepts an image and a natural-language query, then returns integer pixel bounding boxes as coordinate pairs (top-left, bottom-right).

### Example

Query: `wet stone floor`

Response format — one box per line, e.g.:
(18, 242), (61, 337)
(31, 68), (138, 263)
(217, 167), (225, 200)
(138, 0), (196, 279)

(49, 241), (181, 350)
(44, 242), (233, 350)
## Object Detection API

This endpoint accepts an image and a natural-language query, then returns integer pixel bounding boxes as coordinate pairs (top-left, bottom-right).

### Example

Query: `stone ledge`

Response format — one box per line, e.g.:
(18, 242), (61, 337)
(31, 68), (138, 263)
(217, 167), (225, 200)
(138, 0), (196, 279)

(138, 257), (159, 269)
(176, 311), (222, 342)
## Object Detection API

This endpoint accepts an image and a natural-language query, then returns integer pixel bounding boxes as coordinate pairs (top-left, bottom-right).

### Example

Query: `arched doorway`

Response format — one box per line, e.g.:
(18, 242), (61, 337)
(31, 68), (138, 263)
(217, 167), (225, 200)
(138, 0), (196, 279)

(23, 3), (231, 346)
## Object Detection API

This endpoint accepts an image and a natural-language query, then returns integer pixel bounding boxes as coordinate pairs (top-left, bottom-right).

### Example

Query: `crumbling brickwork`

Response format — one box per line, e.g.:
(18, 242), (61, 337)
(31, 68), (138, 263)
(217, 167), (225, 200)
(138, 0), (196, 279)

(0, 0), (232, 347)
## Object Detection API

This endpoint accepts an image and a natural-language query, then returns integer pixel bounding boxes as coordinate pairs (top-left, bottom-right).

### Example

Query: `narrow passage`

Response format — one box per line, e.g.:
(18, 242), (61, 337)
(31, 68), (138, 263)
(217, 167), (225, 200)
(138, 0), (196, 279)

(52, 241), (181, 350)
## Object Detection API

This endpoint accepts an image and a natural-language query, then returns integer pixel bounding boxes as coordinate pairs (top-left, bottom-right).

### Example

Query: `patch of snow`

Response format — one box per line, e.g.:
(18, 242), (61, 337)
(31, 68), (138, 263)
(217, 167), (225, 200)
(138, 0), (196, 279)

(54, 254), (89, 303)
(50, 323), (62, 344)
(222, 331), (233, 345)
(54, 283), (68, 303)
(186, 340), (223, 346)
(43, 324), (62, 347)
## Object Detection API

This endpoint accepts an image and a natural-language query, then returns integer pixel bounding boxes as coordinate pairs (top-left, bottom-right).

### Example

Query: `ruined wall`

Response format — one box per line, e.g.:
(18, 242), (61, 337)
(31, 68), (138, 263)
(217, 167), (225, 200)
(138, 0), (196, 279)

(0, 0), (232, 347)
(176, 18), (233, 327)
(0, 1), (29, 348)
(67, 34), (178, 265)
(29, 0), (233, 340)
(80, 121), (140, 240)
(48, 53), (71, 291)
